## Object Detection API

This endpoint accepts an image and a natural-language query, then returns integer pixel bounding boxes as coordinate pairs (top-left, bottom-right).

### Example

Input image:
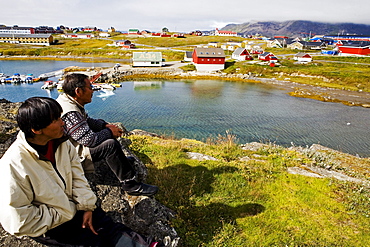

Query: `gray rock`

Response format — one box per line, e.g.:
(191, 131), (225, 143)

(186, 152), (218, 161)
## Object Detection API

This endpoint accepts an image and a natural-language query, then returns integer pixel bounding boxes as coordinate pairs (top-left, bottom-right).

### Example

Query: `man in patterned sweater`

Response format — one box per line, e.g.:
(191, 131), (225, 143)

(57, 73), (158, 196)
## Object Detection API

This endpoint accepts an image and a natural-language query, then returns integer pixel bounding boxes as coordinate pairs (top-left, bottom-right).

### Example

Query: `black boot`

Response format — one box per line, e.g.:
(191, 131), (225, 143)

(122, 180), (159, 196)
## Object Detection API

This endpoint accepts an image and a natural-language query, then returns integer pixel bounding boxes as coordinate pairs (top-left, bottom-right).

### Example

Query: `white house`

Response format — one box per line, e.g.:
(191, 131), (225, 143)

(99, 32), (111, 37)
(215, 28), (237, 37)
(62, 33), (94, 39)
(132, 52), (163, 67)
(184, 51), (193, 62)
(294, 52), (313, 62)
(232, 48), (253, 61)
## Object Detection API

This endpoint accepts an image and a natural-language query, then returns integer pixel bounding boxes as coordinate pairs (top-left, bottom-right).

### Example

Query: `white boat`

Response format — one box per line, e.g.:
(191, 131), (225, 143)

(20, 74), (34, 83)
(41, 80), (57, 89)
(11, 73), (21, 83)
(93, 83), (116, 90)
(56, 80), (64, 90)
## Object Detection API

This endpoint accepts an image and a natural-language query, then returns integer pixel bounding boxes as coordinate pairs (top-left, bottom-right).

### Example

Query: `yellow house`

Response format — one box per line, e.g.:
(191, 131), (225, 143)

(0, 34), (53, 46)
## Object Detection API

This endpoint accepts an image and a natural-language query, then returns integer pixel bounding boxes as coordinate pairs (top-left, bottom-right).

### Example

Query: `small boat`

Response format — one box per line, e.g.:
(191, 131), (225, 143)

(93, 83), (116, 90)
(21, 74), (34, 83)
(41, 80), (57, 89)
(11, 73), (21, 83)
(111, 83), (122, 88)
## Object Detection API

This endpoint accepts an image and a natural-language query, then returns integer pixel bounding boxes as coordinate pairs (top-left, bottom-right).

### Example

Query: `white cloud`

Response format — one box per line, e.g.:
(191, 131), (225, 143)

(1, 0), (369, 32)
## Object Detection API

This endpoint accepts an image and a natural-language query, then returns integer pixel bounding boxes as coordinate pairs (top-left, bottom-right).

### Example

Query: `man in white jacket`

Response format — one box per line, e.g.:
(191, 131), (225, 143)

(0, 97), (161, 247)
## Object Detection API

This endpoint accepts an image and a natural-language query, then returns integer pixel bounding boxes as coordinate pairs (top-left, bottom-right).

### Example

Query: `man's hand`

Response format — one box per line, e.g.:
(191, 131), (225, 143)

(106, 124), (124, 138)
(82, 211), (98, 235)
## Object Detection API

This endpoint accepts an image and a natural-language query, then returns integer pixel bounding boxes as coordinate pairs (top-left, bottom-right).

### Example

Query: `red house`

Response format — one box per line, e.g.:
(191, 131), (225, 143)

(338, 43), (370, 56)
(114, 40), (135, 49)
(232, 48), (253, 61)
(258, 52), (278, 61)
(192, 47), (225, 71)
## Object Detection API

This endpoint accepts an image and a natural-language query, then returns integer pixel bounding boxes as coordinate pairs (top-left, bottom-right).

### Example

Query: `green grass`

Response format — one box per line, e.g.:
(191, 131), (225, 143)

(127, 134), (370, 246)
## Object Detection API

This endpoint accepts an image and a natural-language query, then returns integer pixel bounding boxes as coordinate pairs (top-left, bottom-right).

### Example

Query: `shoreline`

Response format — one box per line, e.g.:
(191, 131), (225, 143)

(2, 56), (370, 108)
(94, 62), (370, 108)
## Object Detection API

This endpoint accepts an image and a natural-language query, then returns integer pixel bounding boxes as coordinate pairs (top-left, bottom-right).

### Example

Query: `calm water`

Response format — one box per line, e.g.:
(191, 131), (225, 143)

(1, 61), (370, 157)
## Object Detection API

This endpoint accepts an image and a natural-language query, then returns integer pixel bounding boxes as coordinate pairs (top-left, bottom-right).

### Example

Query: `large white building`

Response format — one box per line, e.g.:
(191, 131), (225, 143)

(132, 52), (164, 67)
(0, 26), (34, 34)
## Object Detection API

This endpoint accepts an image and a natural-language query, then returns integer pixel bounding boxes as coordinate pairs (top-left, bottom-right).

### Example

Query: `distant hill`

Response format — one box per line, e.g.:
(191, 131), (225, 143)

(221, 20), (370, 38)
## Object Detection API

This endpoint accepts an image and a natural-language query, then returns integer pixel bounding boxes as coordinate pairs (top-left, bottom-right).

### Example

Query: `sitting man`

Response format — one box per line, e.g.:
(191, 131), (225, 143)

(0, 97), (161, 246)
(56, 73), (158, 196)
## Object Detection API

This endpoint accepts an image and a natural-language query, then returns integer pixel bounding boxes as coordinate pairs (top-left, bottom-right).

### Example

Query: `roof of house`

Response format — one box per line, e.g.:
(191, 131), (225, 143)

(185, 51), (193, 58)
(259, 52), (274, 56)
(133, 52), (162, 62)
(294, 41), (325, 47)
(339, 41), (370, 47)
(295, 52), (312, 57)
(233, 47), (247, 55)
(194, 48), (225, 58)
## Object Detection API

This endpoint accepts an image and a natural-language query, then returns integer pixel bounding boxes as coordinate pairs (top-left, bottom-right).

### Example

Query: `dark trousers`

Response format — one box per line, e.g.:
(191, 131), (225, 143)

(32, 207), (153, 247)
(89, 139), (135, 183)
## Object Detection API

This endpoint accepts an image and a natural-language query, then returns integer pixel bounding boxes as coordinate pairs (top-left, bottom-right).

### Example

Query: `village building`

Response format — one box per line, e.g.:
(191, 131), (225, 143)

(132, 52), (164, 67)
(108, 27), (116, 33)
(128, 29), (141, 35)
(258, 52), (278, 62)
(192, 47), (225, 71)
(323, 35), (370, 42)
(34, 26), (62, 34)
(62, 33), (94, 39)
(0, 34), (53, 46)
(220, 41), (243, 51)
(267, 38), (295, 48)
(184, 51), (193, 62)
(113, 40), (136, 49)
(189, 30), (203, 36)
(337, 41), (370, 56)
(287, 41), (326, 50)
(82, 27), (97, 32)
(207, 42), (219, 48)
(0, 25), (35, 34)
(293, 52), (313, 62)
(214, 28), (237, 37)
(232, 48), (253, 61)
(99, 32), (111, 37)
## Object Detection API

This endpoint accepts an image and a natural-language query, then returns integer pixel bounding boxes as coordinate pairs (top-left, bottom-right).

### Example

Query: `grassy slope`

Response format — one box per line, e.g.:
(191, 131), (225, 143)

(128, 134), (370, 246)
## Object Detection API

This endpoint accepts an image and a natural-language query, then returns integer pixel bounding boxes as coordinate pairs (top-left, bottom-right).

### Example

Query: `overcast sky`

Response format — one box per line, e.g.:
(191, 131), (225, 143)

(2, 0), (369, 32)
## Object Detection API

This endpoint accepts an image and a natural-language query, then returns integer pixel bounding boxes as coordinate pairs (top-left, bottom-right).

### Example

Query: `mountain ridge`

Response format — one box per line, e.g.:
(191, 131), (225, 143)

(220, 20), (370, 37)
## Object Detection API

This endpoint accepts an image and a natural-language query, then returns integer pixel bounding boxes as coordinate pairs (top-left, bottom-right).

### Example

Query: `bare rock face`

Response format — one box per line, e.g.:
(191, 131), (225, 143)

(0, 102), (179, 246)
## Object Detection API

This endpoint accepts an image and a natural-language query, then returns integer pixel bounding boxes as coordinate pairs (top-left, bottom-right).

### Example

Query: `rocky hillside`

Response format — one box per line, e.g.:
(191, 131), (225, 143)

(221, 20), (370, 37)
(0, 99), (179, 247)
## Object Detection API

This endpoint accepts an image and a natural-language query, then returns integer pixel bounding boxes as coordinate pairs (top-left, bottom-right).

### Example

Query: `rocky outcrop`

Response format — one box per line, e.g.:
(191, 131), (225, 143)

(0, 100), (179, 247)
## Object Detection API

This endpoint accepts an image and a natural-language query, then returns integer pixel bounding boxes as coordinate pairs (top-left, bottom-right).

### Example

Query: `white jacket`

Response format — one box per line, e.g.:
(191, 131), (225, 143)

(0, 131), (97, 237)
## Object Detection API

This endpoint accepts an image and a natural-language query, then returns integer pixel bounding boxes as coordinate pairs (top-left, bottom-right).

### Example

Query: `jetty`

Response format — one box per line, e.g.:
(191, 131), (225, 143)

(39, 69), (64, 80)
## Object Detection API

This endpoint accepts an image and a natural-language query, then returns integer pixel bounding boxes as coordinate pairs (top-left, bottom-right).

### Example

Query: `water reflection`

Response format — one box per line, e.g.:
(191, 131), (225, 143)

(134, 81), (163, 90)
(96, 89), (115, 101)
(190, 80), (224, 99)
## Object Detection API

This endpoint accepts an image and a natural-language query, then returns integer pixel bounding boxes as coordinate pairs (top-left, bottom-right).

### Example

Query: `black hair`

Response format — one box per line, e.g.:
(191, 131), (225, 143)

(17, 97), (62, 139)
(62, 73), (89, 97)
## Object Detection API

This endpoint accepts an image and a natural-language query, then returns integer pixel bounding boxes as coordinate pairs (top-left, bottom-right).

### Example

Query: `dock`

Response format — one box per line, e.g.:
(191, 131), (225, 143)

(39, 69), (64, 80)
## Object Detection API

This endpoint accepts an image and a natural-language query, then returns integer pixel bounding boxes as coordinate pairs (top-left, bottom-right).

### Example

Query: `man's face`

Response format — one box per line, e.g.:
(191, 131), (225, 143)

(40, 118), (65, 140)
(77, 78), (94, 105)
